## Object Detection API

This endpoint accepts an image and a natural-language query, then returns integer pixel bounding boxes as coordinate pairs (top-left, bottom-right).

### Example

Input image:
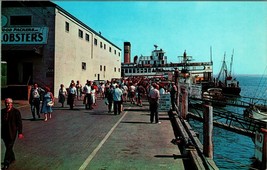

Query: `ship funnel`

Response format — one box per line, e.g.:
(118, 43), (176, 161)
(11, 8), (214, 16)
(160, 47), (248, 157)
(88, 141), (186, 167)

(124, 42), (131, 64)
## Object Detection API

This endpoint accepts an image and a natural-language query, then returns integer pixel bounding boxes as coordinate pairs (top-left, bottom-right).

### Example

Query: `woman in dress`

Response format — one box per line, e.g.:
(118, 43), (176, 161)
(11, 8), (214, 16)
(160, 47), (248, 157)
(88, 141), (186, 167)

(58, 84), (67, 107)
(41, 86), (54, 122)
(91, 86), (96, 106)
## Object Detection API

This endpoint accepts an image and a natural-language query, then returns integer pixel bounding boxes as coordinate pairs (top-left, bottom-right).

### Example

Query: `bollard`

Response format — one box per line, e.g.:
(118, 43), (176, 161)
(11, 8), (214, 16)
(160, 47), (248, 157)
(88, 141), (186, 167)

(203, 104), (213, 159)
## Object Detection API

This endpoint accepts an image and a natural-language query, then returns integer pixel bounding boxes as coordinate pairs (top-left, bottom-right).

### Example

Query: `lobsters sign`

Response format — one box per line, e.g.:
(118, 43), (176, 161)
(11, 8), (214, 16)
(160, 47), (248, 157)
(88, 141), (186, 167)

(2, 27), (49, 44)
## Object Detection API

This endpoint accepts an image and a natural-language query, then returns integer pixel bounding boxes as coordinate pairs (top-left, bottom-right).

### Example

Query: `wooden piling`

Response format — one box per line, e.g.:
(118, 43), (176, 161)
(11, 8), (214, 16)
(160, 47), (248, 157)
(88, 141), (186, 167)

(203, 104), (213, 159)
(175, 69), (179, 109)
(260, 128), (267, 170)
(181, 85), (188, 119)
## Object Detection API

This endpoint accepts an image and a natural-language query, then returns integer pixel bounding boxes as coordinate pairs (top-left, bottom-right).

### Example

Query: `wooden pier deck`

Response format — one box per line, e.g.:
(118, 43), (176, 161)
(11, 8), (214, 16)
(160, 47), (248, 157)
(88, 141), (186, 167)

(1, 98), (216, 170)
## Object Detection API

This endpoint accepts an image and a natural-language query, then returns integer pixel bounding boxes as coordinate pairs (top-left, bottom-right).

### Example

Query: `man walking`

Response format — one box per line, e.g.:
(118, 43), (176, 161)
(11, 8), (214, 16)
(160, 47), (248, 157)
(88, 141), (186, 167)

(113, 84), (123, 115)
(148, 83), (160, 124)
(29, 83), (44, 119)
(1, 98), (24, 170)
(83, 80), (93, 110)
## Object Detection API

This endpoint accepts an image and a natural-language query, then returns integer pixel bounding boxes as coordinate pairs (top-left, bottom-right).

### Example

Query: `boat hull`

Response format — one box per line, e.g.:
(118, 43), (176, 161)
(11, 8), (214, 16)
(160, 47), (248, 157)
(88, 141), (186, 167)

(222, 87), (241, 96)
(201, 82), (241, 96)
(244, 108), (267, 122)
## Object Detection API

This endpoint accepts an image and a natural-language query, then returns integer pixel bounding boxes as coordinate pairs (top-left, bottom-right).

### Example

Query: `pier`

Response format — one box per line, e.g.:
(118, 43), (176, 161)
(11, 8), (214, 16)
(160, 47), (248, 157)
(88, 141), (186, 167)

(1, 98), (218, 170)
(2, 84), (266, 169)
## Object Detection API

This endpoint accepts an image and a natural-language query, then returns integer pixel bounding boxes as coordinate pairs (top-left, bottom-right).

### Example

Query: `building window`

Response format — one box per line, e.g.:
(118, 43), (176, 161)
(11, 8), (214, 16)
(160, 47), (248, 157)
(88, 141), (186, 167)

(10, 16), (31, 25)
(100, 42), (103, 48)
(104, 66), (106, 71)
(109, 47), (112, 52)
(79, 29), (83, 38)
(85, 33), (89, 41)
(118, 52), (120, 56)
(100, 65), (102, 71)
(65, 22), (69, 32)
(104, 44), (106, 49)
(82, 62), (86, 70)
(114, 67), (116, 72)
(118, 68), (120, 72)
(114, 50), (116, 55)
(94, 38), (97, 45)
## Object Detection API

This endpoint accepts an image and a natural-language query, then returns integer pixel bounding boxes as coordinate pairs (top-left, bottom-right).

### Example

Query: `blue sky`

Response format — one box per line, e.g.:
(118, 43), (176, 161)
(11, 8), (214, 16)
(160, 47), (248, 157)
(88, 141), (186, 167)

(54, 1), (267, 75)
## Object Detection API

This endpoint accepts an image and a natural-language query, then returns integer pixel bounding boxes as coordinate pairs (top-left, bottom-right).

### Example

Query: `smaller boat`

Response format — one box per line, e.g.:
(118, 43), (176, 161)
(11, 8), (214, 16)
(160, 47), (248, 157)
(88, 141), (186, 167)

(244, 104), (267, 122)
(202, 88), (226, 107)
(215, 50), (241, 96)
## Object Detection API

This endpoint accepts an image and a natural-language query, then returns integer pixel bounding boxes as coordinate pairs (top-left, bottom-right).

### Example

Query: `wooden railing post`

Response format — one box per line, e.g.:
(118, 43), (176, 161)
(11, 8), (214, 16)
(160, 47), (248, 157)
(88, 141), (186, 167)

(181, 85), (188, 119)
(175, 69), (179, 110)
(203, 104), (213, 159)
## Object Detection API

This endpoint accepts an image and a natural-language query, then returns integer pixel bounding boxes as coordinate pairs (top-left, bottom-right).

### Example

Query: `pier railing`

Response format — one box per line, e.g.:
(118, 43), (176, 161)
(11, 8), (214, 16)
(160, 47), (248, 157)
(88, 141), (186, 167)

(188, 98), (267, 139)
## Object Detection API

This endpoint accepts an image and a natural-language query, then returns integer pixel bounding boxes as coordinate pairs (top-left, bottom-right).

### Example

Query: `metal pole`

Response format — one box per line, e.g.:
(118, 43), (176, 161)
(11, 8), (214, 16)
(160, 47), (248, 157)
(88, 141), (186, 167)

(203, 104), (213, 159)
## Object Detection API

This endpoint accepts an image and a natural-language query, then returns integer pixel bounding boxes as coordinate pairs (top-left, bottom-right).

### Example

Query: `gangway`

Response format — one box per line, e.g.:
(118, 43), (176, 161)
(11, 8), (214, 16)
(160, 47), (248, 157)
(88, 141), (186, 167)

(187, 99), (267, 139)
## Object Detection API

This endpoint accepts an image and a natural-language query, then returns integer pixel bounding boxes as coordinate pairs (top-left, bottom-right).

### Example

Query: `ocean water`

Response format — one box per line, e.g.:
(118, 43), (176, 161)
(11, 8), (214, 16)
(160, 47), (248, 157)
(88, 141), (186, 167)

(189, 75), (267, 170)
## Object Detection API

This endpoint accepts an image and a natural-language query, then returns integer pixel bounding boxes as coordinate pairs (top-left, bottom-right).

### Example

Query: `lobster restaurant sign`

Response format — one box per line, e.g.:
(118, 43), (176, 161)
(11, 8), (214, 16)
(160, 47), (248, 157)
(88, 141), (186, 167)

(2, 27), (49, 44)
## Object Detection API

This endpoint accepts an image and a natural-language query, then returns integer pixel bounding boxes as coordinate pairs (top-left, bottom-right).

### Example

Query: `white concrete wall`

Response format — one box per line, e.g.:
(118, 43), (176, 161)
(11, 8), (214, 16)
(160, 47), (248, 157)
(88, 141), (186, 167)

(54, 8), (121, 96)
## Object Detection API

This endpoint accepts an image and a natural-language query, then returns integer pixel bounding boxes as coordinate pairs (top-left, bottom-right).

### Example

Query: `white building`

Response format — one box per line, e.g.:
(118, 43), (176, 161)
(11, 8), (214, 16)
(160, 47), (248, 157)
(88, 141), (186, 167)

(2, 1), (121, 98)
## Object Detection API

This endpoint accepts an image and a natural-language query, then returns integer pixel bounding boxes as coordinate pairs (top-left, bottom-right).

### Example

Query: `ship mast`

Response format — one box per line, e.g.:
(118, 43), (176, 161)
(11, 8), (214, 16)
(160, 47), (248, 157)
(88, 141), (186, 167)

(210, 46), (213, 64)
(217, 52), (227, 83)
(229, 49), (234, 77)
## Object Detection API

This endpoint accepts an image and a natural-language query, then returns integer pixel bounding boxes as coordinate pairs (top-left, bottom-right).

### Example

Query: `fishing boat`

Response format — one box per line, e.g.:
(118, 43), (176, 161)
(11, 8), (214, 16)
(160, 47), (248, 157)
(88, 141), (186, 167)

(215, 50), (241, 96)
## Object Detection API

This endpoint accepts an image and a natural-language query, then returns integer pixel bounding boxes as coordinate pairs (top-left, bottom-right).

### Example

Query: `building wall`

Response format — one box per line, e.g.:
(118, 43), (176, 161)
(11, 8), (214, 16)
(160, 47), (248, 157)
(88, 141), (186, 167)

(2, 5), (56, 90)
(54, 8), (121, 96)
(2, 2), (121, 98)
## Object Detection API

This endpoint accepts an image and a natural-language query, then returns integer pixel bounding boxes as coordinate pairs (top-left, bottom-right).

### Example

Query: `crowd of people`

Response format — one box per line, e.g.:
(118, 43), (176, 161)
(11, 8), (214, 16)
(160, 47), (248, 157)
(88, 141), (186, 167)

(1, 76), (178, 169)
(27, 77), (178, 120)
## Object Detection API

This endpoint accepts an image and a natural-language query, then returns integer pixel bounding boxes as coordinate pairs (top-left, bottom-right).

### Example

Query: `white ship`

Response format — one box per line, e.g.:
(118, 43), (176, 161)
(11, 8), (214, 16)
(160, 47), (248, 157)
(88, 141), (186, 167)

(121, 45), (213, 83)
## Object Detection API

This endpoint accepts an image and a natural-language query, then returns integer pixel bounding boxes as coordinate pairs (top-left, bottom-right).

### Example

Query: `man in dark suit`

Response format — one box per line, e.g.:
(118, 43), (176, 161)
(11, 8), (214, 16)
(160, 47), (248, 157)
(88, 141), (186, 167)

(1, 98), (24, 170)
(29, 83), (44, 119)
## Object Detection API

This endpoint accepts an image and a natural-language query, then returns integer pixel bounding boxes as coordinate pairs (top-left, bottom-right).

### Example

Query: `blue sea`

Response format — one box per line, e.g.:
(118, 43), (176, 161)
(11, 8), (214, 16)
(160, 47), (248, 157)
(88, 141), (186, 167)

(189, 75), (267, 170)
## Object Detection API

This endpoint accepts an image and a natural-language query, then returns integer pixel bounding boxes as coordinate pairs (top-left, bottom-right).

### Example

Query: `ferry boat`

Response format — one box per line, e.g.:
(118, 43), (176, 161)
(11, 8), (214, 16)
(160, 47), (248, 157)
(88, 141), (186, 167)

(121, 45), (213, 84)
